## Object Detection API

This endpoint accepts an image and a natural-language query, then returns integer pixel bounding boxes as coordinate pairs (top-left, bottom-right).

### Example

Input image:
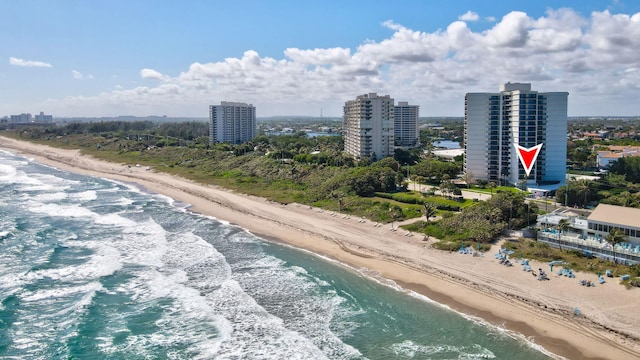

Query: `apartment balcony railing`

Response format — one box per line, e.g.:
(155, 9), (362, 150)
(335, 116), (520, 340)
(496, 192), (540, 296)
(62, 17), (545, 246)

(537, 230), (640, 265)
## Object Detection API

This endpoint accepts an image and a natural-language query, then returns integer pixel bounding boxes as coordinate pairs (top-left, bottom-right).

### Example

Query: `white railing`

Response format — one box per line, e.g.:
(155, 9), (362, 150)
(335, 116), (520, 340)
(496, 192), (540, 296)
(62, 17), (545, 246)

(537, 231), (640, 265)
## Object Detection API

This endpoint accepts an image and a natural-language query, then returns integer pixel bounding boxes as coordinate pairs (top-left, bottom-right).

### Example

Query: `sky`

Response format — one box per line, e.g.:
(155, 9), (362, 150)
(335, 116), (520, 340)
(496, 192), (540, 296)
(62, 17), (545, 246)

(2, 0), (640, 118)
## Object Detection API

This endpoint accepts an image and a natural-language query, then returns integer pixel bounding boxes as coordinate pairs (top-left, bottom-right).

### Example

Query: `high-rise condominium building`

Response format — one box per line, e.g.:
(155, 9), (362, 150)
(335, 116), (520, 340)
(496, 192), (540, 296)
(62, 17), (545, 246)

(464, 83), (568, 188)
(34, 112), (53, 122)
(10, 113), (32, 123)
(394, 101), (419, 148)
(209, 101), (256, 144)
(343, 93), (395, 161)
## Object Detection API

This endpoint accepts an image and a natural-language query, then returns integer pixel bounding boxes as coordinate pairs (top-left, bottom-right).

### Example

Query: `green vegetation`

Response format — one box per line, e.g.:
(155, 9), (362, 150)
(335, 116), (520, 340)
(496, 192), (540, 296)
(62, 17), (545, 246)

(374, 191), (475, 212)
(403, 192), (536, 246)
(2, 122), (431, 224)
(5, 119), (640, 280)
(606, 227), (627, 264)
(609, 156), (640, 184)
(564, 118), (640, 208)
(555, 173), (640, 208)
(410, 158), (461, 185)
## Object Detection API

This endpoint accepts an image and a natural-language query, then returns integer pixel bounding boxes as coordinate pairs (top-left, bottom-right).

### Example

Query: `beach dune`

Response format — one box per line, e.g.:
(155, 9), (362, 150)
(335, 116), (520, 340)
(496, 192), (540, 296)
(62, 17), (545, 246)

(1, 135), (639, 360)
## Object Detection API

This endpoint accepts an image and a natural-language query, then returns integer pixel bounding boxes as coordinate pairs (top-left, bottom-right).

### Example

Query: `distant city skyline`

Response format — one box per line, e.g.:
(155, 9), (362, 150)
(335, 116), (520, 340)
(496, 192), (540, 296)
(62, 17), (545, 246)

(2, 1), (640, 118)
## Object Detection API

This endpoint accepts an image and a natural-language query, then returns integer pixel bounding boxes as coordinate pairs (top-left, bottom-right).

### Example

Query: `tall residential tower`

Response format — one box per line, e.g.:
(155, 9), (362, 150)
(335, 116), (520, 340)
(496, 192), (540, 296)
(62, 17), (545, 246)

(464, 83), (568, 188)
(343, 93), (395, 160)
(394, 101), (419, 148)
(209, 101), (256, 144)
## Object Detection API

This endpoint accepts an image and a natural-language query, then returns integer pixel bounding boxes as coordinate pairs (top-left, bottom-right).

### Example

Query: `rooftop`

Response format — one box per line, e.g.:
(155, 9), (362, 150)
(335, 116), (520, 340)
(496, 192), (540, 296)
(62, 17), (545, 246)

(588, 204), (640, 229)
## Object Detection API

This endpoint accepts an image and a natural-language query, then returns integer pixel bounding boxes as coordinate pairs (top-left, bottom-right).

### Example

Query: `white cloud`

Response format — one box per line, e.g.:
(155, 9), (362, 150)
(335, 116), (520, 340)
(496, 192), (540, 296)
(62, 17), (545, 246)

(41, 8), (640, 116)
(459, 11), (479, 21)
(141, 68), (168, 81)
(72, 70), (94, 80)
(584, 10), (640, 64)
(284, 47), (351, 65)
(357, 20), (447, 63)
(9, 57), (52, 68)
(484, 11), (531, 47)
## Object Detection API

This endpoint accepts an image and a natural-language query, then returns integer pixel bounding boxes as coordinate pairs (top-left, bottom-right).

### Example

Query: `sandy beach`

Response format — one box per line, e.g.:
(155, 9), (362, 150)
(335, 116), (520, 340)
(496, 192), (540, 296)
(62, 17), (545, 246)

(2, 135), (639, 360)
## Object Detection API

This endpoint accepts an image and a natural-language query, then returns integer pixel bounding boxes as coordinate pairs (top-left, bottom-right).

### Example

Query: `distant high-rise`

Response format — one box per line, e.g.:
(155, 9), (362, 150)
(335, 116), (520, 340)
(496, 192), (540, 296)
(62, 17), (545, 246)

(394, 101), (419, 148)
(464, 83), (568, 188)
(209, 102), (256, 144)
(343, 93), (395, 161)
(34, 112), (53, 122)
(10, 113), (32, 123)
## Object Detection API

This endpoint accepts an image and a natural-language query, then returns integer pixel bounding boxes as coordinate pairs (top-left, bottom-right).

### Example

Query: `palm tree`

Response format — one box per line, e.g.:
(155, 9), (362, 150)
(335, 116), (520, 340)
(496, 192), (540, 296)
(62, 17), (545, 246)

(331, 190), (346, 212)
(557, 218), (570, 251)
(575, 179), (591, 207)
(439, 177), (452, 199)
(389, 205), (403, 230)
(606, 227), (627, 264)
(488, 181), (497, 195)
(423, 202), (436, 223)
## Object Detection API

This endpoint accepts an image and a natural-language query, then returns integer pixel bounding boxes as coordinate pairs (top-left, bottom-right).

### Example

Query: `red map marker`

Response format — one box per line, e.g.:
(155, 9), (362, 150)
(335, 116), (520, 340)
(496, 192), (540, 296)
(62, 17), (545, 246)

(515, 143), (543, 177)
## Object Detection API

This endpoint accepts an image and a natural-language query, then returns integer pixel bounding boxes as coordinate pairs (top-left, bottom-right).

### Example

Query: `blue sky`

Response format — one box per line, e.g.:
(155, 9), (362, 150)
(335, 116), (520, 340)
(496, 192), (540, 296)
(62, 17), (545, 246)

(2, 0), (640, 117)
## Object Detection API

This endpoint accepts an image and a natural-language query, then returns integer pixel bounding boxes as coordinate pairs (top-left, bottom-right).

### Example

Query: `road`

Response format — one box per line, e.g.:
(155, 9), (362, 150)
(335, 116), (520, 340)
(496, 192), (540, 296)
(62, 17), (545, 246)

(406, 181), (492, 201)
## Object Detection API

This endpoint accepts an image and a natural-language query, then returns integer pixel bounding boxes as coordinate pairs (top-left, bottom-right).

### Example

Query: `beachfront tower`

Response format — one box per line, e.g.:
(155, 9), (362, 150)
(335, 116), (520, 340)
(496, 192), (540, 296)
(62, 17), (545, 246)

(464, 83), (568, 189)
(343, 93), (395, 161)
(394, 101), (420, 149)
(209, 101), (256, 144)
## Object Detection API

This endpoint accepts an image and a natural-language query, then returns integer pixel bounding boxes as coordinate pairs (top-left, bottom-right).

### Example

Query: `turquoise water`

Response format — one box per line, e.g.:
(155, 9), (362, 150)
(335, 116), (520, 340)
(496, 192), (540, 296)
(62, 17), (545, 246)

(433, 140), (461, 149)
(0, 149), (552, 359)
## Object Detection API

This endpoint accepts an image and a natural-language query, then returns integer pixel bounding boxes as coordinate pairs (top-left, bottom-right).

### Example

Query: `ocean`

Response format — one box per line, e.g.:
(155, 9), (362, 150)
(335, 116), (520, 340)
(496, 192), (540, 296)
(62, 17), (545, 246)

(0, 149), (553, 359)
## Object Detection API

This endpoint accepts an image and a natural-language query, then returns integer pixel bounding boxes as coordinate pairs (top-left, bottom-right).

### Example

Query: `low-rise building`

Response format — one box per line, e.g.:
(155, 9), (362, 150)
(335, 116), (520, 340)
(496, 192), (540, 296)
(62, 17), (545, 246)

(586, 204), (640, 243)
(596, 146), (640, 168)
(536, 204), (640, 264)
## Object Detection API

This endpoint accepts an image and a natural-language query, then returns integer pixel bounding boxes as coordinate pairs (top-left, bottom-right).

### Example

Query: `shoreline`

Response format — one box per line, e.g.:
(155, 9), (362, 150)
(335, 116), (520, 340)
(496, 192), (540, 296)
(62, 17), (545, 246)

(2, 136), (639, 360)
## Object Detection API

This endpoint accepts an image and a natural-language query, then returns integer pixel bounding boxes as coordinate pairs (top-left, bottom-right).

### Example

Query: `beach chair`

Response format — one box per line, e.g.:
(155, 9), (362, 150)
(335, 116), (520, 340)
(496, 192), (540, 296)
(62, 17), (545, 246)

(606, 269), (612, 277)
(599, 277), (605, 284)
